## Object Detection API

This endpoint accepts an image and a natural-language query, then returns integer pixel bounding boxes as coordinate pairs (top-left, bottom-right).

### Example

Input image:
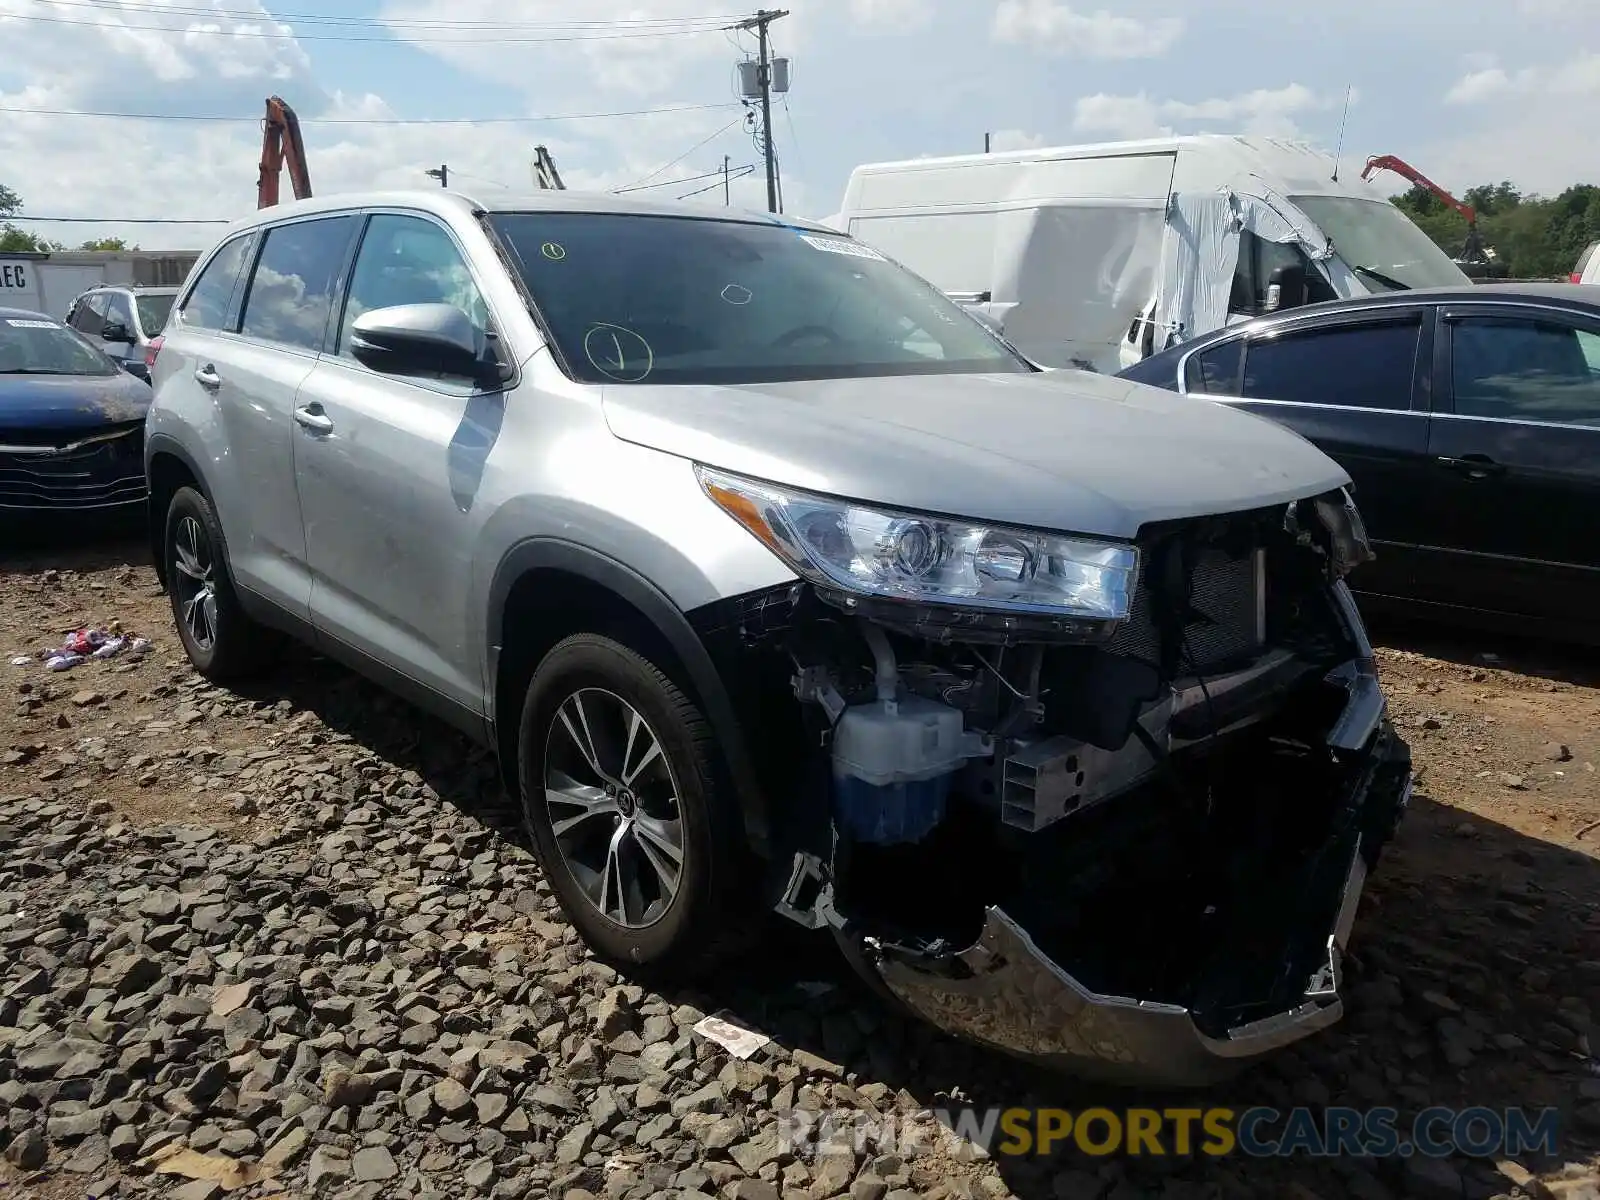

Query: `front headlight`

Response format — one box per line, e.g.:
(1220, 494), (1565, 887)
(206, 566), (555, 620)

(696, 466), (1139, 635)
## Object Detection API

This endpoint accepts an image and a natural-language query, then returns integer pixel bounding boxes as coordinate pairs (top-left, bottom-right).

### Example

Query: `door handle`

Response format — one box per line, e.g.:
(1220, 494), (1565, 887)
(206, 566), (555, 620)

(1435, 454), (1506, 480)
(193, 364), (221, 389)
(293, 404), (335, 434)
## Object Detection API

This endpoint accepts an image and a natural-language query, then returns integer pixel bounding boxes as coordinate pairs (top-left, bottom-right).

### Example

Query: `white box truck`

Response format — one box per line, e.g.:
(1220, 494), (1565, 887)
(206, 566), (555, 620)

(831, 134), (1471, 373)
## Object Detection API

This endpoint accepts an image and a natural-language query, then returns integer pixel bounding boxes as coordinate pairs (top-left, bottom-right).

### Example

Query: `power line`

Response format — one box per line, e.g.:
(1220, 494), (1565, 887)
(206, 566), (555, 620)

(22, 0), (743, 31)
(0, 101), (740, 126)
(5, 216), (230, 224)
(614, 162), (754, 194)
(2, 9), (736, 44)
(678, 166), (755, 200)
(614, 117), (746, 193)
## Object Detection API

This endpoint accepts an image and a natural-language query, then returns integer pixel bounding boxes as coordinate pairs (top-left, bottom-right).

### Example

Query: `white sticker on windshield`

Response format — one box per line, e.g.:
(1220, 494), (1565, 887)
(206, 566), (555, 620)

(799, 234), (885, 262)
(4, 319), (57, 329)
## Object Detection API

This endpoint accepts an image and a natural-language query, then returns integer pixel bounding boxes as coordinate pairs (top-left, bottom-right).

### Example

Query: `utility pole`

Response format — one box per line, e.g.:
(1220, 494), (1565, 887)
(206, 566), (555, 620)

(425, 164), (448, 188)
(734, 9), (788, 213)
(985, 132), (991, 154)
(723, 155), (731, 205)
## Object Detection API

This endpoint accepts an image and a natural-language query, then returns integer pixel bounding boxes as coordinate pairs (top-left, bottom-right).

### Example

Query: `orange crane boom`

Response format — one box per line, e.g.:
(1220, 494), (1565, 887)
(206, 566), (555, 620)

(1361, 153), (1491, 267)
(258, 96), (312, 209)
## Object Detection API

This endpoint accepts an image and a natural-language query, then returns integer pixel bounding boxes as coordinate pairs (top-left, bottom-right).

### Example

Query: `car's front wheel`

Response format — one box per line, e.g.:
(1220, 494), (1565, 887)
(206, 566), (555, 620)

(518, 633), (738, 969)
(164, 486), (269, 681)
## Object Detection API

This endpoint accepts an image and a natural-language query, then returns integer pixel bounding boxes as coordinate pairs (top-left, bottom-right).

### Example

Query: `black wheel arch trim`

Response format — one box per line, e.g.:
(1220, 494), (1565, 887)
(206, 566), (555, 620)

(143, 433), (212, 591)
(487, 537), (773, 858)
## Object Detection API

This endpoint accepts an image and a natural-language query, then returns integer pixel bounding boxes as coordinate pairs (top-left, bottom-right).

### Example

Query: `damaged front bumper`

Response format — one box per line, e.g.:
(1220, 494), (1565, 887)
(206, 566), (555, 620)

(862, 719), (1411, 1087)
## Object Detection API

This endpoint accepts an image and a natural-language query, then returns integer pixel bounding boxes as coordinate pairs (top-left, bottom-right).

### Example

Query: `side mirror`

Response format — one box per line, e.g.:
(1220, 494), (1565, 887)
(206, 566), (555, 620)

(349, 303), (497, 383)
(100, 321), (132, 342)
(1264, 264), (1309, 313)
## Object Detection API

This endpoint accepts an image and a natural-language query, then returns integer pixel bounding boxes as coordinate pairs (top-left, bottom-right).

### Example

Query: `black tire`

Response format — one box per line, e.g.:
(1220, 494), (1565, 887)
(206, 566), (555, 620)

(518, 633), (743, 970)
(163, 485), (270, 681)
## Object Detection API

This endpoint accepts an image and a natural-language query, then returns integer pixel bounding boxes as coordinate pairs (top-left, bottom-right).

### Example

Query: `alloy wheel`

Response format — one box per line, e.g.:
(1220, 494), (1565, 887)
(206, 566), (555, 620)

(172, 515), (218, 652)
(543, 687), (685, 928)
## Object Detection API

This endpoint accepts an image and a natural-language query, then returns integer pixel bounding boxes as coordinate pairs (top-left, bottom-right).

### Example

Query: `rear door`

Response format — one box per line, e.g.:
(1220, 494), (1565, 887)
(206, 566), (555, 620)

(1419, 302), (1600, 626)
(1194, 309), (1433, 601)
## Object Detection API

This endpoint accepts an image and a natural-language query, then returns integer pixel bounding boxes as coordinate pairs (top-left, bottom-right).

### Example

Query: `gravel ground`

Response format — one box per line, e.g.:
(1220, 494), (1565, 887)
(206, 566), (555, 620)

(2, 536), (1599, 1200)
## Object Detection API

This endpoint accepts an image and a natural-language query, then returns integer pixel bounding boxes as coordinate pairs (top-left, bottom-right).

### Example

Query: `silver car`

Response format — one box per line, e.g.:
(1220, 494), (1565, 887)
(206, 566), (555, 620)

(144, 190), (1411, 1085)
(66, 284), (179, 383)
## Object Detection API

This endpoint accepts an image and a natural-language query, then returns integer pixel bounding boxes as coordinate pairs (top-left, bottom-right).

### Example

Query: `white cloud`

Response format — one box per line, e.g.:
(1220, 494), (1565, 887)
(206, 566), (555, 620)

(986, 128), (1047, 151)
(849, 0), (931, 30)
(992, 0), (1183, 59)
(1072, 83), (1333, 140)
(1425, 49), (1600, 193)
(0, 0), (781, 247)
(1445, 67), (1512, 104)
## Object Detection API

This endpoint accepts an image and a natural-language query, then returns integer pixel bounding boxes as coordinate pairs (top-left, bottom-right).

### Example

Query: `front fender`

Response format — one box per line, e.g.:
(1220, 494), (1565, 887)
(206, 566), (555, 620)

(485, 536), (781, 857)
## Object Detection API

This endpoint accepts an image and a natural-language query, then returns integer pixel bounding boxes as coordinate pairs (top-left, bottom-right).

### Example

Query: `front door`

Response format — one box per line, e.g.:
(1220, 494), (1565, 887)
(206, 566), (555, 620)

(293, 211), (508, 715)
(1418, 303), (1600, 628)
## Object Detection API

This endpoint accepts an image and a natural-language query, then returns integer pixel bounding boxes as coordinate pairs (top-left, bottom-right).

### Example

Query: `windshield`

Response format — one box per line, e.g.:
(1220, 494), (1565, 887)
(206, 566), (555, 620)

(1291, 195), (1470, 291)
(489, 212), (1029, 385)
(0, 315), (117, 376)
(135, 293), (176, 337)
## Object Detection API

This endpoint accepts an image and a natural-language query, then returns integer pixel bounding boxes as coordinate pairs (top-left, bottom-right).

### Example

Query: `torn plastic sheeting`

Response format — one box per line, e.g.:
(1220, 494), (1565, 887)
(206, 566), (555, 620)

(987, 201), (1166, 372)
(1154, 189), (1243, 358)
(1236, 175), (1331, 258)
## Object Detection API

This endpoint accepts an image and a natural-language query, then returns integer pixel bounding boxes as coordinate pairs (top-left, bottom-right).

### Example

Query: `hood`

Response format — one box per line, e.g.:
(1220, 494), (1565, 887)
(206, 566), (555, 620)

(0, 371), (151, 433)
(601, 370), (1349, 540)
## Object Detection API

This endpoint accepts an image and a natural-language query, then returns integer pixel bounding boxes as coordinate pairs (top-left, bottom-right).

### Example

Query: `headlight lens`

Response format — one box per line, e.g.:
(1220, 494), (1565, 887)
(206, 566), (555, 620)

(697, 466), (1139, 622)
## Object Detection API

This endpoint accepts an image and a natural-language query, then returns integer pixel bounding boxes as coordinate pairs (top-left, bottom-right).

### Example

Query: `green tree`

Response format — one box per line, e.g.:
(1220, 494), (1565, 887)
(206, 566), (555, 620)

(79, 237), (136, 251)
(1390, 179), (1600, 278)
(0, 180), (57, 252)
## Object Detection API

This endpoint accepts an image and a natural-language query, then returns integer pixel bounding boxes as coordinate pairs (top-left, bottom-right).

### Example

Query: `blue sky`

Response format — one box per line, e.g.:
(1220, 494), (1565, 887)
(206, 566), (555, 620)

(0, 0), (1596, 247)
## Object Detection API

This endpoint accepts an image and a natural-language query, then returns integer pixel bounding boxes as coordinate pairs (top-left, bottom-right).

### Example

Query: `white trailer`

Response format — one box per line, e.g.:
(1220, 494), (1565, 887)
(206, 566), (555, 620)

(835, 134), (1471, 373)
(0, 250), (200, 322)
(0, 256), (107, 320)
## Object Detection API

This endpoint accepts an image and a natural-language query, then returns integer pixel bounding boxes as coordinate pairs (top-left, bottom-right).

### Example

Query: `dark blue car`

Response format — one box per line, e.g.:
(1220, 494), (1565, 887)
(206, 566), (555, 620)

(0, 305), (152, 514)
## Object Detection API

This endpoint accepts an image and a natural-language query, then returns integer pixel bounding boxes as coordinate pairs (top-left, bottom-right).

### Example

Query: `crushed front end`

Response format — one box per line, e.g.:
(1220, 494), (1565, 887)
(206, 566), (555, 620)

(692, 476), (1411, 1088)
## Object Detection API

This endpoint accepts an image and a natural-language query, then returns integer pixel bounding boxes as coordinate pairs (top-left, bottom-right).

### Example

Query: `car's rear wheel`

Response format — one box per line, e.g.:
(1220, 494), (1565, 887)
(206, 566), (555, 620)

(164, 486), (269, 681)
(518, 633), (738, 969)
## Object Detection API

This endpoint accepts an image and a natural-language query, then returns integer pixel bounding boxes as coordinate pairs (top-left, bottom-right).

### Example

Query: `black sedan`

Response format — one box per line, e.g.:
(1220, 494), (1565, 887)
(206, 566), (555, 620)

(0, 306), (152, 515)
(1118, 284), (1600, 644)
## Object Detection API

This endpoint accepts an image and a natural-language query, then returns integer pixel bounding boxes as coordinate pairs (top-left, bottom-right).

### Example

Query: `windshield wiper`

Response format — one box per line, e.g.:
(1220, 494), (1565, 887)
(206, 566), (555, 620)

(0, 368), (77, 375)
(1351, 265), (1411, 292)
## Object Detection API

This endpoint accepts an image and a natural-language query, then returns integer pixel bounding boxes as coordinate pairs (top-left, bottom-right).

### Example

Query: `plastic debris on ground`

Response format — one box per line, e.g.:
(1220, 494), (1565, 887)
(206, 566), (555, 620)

(691, 1012), (771, 1059)
(20, 624), (150, 672)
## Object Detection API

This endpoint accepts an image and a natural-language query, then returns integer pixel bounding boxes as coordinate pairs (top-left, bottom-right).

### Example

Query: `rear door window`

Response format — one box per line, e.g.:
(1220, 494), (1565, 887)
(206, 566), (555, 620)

(239, 216), (360, 352)
(1241, 319), (1421, 409)
(182, 232), (258, 331)
(71, 294), (108, 337)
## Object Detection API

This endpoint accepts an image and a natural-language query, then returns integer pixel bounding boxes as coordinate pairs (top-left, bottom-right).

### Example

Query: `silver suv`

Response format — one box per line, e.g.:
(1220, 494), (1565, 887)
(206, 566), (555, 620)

(144, 191), (1411, 1085)
(66, 284), (179, 382)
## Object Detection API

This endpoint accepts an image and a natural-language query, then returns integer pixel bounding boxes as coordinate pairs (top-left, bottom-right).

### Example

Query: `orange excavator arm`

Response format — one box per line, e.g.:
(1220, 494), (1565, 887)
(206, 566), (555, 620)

(258, 95), (312, 209)
(1360, 154), (1476, 225)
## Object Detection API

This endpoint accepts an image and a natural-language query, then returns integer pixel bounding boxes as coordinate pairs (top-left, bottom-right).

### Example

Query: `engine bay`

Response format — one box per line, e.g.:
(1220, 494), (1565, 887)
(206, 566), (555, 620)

(690, 492), (1412, 1084)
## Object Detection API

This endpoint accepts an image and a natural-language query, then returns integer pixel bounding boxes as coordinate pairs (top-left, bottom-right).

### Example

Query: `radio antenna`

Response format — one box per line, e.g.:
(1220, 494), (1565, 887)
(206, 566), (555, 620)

(1331, 84), (1353, 181)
